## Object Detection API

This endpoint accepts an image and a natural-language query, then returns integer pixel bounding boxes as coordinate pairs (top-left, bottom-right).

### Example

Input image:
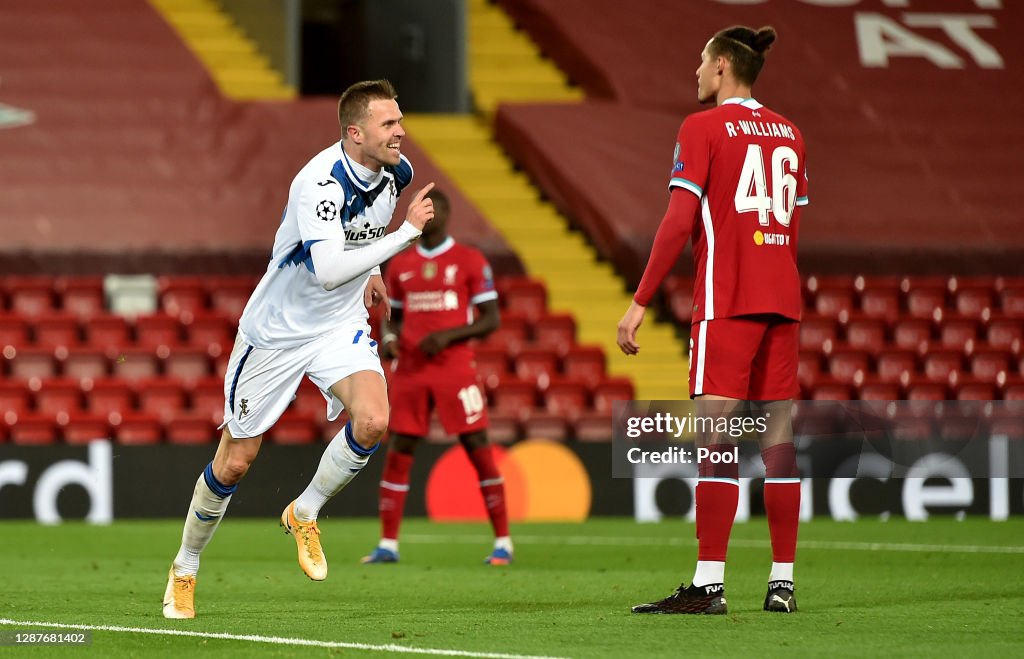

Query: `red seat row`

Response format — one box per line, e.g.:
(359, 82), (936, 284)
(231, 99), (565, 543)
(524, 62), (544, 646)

(0, 311), (236, 351)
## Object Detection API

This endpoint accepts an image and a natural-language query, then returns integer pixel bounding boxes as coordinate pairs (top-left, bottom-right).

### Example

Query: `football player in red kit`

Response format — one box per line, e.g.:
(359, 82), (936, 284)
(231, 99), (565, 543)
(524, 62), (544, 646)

(618, 25), (806, 614)
(362, 189), (513, 565)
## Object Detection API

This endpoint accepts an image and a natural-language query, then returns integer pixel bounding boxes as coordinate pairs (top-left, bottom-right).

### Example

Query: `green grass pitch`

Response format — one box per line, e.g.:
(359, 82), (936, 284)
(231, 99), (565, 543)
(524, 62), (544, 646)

(2, 518), (1023, 657)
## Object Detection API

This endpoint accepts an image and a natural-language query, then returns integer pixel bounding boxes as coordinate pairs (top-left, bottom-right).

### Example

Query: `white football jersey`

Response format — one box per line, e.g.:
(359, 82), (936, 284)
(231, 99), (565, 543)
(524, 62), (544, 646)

(238, 141), (413, 349)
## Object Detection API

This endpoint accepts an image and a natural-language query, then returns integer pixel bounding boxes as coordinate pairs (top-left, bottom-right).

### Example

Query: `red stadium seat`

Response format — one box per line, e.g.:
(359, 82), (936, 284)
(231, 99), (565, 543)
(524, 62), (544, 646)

(532, 313), (576, 351)
(473, 345), (510, 392)
(85, 314), (131, 350)
(63, 348), (110, 380)
(136, 377), (187, 421)
(0, 314), (30, 347)
(591, 378), (634, 414)
(522, 414), (570, 442)
(922, 350), (963, 383)
(189, 377), (226, 425)
(955, 378), (997, 401)
(947, 275), (996, 295)
(113, 412), (162, 445)
(268, 411), (320, 444)
(987, 316), (1023, 351)
(954, 286), (994, 318)
(514, 347), (560, 387)
(111, 347), (161, 381)
(134, 313), (183, 349)
(159, 276), (208, 318)
(805, 275), (856, 297)
(810, 379), (853, 401)
(4, 347), (58, 380)
(999, 287), (1024, 318)
(844, 316), (886, 354)
(32, 378), (82, 416)
(1003, 380), (1024, 401)
(562, 345), (606, 385)
(163, 347), (212, 384)
(859, 285), (901, 321)
(892, 318), (932, 352)
(544, 378), (589, 421)
(970, 349), (1010, 381)
(57, 276), (105, 318)
(291, 379), (328, 418)
(574, 410), (613, 442)
(799, 315), (838, 351)
(814, 286), (855, 318)
(905, 379), (947, 401)
(501, 277), (548, 320)
(876, 350), (917, 383)
(482, 310), (529, 356)
(491, 378), (538, 419)
(205, 276), (257, 320)
(164, 412), (217, 445)
(7, 412), (58, 445)
(0, 382), (31, 415)
(828, 348), (870, 384)
(5, 276), (55, 316)
(797, 351), (823, 389)
(906, 286), (946, 319)
(185, 310), (234, 351)
(33, 312), (82, 349)
(86, 378), (134, 416)
(858, 380), (901, 401)
(62, 412), (112, 445)
(939, 315), (979, 350)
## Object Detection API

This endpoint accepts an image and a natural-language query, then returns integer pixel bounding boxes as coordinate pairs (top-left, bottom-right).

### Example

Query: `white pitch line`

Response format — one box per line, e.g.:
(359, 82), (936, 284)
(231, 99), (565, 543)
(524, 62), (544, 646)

(403, 534), (1024, 555)
(0, 619), (569, 659)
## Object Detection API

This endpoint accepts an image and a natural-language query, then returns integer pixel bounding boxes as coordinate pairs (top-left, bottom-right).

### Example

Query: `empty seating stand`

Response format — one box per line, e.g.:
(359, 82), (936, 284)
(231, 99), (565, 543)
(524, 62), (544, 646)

(0, 274), (634, 443)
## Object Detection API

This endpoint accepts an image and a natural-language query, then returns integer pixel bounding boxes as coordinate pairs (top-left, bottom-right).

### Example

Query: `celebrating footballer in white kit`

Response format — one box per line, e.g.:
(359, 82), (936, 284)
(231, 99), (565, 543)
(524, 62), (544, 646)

(163, 79), (436, 619)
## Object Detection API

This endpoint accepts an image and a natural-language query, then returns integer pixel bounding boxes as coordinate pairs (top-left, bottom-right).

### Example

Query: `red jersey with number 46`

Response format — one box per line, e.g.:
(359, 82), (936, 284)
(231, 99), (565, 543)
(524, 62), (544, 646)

(384, 237), (498, 370)
(669, 97), (808, 322)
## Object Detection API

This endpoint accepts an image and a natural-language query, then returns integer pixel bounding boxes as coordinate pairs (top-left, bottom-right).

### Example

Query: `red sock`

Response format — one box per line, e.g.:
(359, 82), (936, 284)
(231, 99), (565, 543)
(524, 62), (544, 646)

(379, 450), (414, 541)
(695, 444), (739, 561)
(762, 443), (800, 563)
(695, 481), (739, 561)
(467, 446), (510, 538)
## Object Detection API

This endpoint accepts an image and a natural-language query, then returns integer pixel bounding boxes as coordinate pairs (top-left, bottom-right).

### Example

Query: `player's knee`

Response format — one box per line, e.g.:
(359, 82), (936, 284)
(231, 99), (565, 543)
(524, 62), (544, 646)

(351, 408), (389, 447)
(219, 457), (251, 485)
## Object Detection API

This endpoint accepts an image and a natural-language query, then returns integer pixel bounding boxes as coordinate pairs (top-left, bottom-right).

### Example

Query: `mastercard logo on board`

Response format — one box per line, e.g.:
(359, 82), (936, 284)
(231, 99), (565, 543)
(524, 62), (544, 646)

(425, 439), (592, 522)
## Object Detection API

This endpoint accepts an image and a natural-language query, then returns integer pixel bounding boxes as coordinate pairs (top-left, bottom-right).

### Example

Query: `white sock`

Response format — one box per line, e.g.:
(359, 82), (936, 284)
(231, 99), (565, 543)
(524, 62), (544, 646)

(294, 422), (377, 522)
(494, 536), (513, 553)
(692, 560), (725, 587)
(378, 538), (399, 553)
(173, 464), (236, 577)
(769, 562), (794, 584)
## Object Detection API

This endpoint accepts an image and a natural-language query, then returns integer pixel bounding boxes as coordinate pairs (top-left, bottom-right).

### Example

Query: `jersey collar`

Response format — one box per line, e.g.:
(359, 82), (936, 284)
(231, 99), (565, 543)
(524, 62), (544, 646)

(338, 142), (386, 192)
(416, 236), (455, 258)
(721, 97), (763, 110)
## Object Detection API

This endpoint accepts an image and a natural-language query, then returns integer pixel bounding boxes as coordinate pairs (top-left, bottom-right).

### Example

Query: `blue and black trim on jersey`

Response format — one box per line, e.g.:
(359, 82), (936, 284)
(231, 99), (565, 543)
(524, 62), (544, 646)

(329, 152), (414, 228)
(277, 240), (319, 273)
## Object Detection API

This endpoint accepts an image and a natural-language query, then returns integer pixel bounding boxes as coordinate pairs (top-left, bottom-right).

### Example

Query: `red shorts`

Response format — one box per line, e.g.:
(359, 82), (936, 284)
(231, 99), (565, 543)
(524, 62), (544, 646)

(688, 315), (799, 400)
(388, 362), (489, 437)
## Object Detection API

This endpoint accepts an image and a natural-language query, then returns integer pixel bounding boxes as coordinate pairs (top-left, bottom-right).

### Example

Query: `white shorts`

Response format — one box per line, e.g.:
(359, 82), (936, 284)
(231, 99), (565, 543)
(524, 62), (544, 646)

(220, 322), (385, 439)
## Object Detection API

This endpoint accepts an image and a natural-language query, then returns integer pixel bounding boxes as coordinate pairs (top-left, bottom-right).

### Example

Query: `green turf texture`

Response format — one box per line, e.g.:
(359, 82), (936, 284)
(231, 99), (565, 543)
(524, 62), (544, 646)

(2, 518), (1022, 658)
